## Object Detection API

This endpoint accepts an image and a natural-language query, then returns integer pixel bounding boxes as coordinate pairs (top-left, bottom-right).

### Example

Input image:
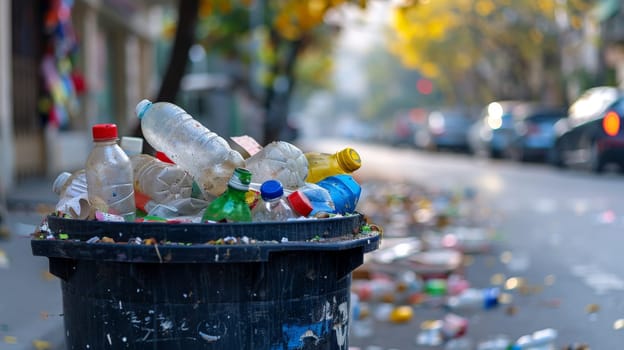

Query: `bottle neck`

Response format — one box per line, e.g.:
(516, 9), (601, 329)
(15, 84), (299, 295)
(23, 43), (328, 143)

(93, 139), (119, 146)
(226, 186), (249, 200)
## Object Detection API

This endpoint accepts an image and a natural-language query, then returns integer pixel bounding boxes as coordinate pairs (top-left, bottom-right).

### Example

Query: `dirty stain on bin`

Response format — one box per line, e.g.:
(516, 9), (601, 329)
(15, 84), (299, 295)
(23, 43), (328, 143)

(32, 214), (379, 349)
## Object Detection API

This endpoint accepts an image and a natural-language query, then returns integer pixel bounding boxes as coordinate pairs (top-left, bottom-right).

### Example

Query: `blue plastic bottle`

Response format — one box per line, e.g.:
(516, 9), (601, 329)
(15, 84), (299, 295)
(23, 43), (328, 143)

(316, 174), (362, 214)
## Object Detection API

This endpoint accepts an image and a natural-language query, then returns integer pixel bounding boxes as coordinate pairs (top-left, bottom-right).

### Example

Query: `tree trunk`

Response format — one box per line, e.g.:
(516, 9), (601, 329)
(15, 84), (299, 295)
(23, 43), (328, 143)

(262, 35), (304, 144)
(132, 0), (199, 153)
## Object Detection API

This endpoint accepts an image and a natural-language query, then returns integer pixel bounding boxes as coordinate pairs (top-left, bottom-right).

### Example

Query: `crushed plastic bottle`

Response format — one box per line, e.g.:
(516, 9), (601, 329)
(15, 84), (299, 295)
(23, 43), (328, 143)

(134, 191), (179, 218)
(445, 338), (474, 350)
(136, 99), (244, 198)
(201, 168), (252, 223)
(245, 141), (308, 191)
(315, 174), (361, 214)
(130, 154), (194, 204)
(512, 328), (558, 350)
(441, 313), (468, 339)
(86, 124), (136, 221)
(296, 182), (336, 215)
(52, 170), (89, 219)
(416, 320), (444, 346)
(305, 147), (362, 183)
(252, 180), (295, 222)
(477, 335), (512, 350)
(446, 287), (500, 311)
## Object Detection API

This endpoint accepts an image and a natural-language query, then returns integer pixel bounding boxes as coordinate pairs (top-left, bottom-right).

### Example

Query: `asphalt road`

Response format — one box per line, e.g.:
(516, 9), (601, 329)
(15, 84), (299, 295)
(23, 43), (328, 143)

(2, 138), (624, 349)
(307, 139), (624, 349)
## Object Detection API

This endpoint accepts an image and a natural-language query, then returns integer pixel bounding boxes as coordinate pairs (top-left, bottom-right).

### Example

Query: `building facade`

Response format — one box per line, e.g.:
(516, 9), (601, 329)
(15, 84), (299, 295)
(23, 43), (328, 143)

(0, 0), (163, 193)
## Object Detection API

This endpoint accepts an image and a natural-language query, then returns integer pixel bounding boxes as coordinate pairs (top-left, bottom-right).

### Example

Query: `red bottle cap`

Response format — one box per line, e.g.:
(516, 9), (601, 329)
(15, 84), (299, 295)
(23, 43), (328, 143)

(92, 124), (118, 141)
(287, 190), (313, 217)
(155, 151), (174, 164)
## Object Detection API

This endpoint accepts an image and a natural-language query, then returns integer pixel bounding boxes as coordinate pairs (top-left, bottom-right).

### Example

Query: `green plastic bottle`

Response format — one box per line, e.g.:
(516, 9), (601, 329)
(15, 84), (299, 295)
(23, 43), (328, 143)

(201, 168), (253, 223)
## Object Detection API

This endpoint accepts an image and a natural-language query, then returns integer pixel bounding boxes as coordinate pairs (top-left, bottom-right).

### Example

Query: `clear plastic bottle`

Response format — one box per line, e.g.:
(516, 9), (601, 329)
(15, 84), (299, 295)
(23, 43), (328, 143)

(316, 174), (362, 214)
(86, 124), (136, 221)
(202, 168), (252, 223)
(136, 99), (244, 198)
(305, 147), (361, 183)
(52, 170), (89, 218)
(252, 180), (295, 222)
(130, 154), (194, 204)
(245, 141), (308, 191)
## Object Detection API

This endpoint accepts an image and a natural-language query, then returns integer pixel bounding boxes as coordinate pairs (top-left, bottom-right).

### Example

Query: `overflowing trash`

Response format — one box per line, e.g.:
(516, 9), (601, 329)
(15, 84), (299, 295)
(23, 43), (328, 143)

(40, 99), (366, 229)
(29, 99), (383, 350)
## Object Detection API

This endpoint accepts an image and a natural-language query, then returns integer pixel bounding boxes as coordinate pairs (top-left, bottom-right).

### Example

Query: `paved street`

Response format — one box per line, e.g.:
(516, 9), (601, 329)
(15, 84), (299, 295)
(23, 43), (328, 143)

(2, 139), (624, 349)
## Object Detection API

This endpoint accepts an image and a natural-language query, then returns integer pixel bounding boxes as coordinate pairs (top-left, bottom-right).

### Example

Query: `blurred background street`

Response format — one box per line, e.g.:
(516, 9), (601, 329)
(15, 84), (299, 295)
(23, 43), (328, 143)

(3, 0), (624, 349)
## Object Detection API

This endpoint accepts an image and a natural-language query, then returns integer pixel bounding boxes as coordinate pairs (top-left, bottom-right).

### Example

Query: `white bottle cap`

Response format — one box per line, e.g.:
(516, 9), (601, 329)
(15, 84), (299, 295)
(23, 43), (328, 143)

(120, 136), (144, 156)
(136, 99), (152, 119)
(52, 172), (72, 195)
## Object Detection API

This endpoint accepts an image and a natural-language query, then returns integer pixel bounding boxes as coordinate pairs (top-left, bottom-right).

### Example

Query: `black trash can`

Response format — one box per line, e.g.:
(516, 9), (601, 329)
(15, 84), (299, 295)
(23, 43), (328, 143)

(32, 214), (379, 350)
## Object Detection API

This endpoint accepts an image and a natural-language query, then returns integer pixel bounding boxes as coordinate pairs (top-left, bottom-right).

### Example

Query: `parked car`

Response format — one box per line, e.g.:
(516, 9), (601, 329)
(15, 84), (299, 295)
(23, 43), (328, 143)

(467, 100), (528, 158)
(506, 105), (568, 162)
(414, 108), (475, 152)
(550, 86), (622, 173)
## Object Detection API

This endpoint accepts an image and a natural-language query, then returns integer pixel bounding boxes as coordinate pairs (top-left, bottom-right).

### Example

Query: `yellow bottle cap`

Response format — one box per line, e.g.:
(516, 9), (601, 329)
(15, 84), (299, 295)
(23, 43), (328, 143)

(336, 148), (362, 172)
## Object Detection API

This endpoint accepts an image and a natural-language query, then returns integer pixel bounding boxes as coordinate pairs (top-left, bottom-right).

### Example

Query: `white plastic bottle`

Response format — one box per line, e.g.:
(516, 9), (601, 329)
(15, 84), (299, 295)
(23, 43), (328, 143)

(86, 124), (136, 221)
(136, 99), (244, 197)
(252, 180), (295, 222)
(130, 154), (194, 204)
(52, 170), (89, 218)
(120, 136), (144, 157)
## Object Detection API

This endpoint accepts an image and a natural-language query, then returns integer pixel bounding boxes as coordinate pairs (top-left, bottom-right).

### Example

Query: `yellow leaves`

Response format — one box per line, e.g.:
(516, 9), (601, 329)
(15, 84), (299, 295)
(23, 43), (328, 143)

(537, 1), (555, 16)
(421, 62), (439, 78)
(273, 0), (331, 40)
(475, 0), (495, 17)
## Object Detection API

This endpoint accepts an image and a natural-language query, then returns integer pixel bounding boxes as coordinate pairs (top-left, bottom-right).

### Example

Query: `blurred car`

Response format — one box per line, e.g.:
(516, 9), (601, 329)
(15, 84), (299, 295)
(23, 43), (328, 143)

(506, 105), (568, 162)
(467, 100), (528, 158)
(551, 86), (623, 173)
(414, 108), (475, 152)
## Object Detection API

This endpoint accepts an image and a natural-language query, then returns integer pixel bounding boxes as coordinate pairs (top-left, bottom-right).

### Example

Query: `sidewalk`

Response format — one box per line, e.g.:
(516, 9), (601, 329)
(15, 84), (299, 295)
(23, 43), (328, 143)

(1, 176), (65, 350)
(6, 176), (58, 212)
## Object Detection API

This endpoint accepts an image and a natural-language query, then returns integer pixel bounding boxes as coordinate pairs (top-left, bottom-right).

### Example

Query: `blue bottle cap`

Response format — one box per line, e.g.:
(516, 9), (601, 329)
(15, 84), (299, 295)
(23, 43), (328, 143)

(260, 180), (284, 200)
(482, 287), (500, 309)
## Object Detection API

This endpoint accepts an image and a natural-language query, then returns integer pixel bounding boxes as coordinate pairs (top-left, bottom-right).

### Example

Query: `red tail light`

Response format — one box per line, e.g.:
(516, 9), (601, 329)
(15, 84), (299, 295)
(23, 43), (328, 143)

(603, 111), (620, 136)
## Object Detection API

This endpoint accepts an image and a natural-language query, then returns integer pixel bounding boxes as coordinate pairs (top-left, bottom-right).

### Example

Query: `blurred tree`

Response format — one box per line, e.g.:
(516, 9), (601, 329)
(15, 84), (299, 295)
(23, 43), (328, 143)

(138, 0), (368, 147)
(387, 0), (592, 106)
(359, 46), (439, 123)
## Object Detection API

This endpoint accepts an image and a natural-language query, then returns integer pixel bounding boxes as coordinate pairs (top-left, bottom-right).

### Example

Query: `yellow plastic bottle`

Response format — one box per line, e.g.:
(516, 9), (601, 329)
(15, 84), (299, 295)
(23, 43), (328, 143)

(304, 147), (362, 183)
